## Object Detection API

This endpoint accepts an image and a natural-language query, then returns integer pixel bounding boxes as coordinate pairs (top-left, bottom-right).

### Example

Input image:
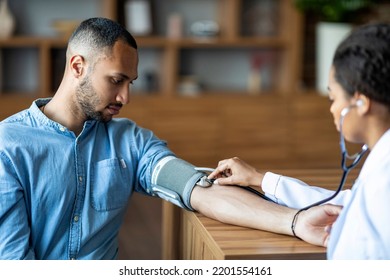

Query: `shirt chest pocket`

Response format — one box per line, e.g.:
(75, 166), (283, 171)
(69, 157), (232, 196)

(90, 158), (131, 211)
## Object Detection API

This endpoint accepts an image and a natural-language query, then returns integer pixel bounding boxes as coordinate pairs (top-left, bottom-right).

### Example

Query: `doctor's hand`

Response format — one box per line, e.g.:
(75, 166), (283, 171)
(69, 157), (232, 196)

(208, 157), (265, 187)
(294, 204), (343, 247)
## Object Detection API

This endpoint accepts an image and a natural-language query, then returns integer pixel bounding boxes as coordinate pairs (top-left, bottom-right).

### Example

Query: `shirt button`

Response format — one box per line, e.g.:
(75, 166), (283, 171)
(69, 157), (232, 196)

(59, 126), (66, 132)
(74, 215), (79, 222)
(79, 176), (82, 182)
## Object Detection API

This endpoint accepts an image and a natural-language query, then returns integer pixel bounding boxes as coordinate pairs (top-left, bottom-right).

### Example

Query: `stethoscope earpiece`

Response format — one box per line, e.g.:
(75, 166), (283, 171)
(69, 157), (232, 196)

(341, 100), (363, 117)
(340, 107), (350, 117)
(356, 99), (364, 107)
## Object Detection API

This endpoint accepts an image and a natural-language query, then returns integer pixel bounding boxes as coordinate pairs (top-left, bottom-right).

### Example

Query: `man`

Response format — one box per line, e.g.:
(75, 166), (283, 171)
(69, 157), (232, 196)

(0, 17), (339, 259)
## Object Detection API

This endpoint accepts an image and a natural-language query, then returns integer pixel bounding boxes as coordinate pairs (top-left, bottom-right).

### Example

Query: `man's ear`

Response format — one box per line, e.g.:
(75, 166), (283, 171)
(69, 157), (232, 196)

(69, 55), (85, 77)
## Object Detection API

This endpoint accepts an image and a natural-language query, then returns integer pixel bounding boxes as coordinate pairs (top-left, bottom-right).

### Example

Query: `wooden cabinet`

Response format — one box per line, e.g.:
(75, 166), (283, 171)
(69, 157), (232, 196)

(0, 0), (302, 98)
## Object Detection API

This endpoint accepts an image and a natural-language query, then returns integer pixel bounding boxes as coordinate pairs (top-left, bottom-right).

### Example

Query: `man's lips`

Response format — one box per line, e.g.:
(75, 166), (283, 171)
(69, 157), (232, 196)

(107, 104), (123, 115)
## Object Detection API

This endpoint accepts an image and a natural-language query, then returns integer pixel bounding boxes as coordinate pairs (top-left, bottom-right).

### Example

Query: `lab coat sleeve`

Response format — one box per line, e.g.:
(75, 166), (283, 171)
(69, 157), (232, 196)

(261, 172), (351, 209)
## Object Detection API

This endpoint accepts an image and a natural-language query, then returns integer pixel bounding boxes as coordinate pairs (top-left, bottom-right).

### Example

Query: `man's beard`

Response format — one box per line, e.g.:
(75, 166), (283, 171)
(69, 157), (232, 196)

(76, 75), (108, 122)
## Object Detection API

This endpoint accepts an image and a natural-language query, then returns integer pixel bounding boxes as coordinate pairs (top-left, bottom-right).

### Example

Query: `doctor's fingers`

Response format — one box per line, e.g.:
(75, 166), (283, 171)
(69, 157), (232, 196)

(218, 157), (244, 174)
(218, 157), (242, 165)
(322, 204), (343, 218)
(213, 175), (241, 186)
(323, 226), (332, 247)
(305, 204), (342, 223)
(207, 158), (236, 179)
(215, 157), (242, 168)
(208, 163), (232, 179)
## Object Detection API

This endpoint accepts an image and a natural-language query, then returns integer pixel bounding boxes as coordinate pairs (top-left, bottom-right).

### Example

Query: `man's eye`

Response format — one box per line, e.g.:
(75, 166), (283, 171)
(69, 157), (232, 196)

(112, 78), (123, 85)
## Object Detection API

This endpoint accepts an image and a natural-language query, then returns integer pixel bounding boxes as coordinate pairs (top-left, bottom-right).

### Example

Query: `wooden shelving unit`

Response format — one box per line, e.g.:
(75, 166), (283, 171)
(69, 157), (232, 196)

(0, 0), (116, 98)
(0, 0), (302, 98)
(129, 0), (303, 97)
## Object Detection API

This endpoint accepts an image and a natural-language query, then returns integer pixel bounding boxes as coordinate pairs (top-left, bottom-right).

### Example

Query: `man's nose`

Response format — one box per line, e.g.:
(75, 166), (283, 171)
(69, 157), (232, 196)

(117, 84), (130, 105)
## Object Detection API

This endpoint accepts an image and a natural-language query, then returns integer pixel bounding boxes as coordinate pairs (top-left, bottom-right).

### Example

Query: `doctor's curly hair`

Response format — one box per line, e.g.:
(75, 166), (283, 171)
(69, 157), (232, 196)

(333, 22), (390, 108)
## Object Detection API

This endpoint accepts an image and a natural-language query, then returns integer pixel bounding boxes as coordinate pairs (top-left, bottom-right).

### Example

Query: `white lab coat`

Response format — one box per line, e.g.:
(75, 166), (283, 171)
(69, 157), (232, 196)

(262, 129), (390, 259)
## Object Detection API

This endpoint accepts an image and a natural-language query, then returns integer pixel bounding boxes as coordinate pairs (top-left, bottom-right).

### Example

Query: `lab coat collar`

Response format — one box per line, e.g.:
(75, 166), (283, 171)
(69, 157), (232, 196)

(359, 129), (390, 180)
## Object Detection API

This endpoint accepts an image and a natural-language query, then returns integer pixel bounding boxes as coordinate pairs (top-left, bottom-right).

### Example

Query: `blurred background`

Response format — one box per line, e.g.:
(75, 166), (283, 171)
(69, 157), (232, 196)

(0, 0), (389, 259)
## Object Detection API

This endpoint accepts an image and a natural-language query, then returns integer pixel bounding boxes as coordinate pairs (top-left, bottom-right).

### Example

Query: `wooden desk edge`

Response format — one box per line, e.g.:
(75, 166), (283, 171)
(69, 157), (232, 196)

(181, 210), (327, 260)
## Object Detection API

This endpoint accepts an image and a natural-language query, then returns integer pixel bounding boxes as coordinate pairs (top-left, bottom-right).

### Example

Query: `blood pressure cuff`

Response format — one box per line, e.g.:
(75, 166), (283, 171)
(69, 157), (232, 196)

(151, 156), (206, 211)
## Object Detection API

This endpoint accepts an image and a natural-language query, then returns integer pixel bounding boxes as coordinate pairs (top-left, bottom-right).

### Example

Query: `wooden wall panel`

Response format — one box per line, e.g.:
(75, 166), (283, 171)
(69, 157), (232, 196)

(121, 95), (343, 170)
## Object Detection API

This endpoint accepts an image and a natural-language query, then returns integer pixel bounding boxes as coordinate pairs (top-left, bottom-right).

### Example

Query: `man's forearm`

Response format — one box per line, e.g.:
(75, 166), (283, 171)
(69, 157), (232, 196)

(190, 184), (296, 236)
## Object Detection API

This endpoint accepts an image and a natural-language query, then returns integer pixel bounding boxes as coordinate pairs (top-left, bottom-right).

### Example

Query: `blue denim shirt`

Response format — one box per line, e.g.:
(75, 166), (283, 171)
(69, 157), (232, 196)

(0, 99), (175, 259)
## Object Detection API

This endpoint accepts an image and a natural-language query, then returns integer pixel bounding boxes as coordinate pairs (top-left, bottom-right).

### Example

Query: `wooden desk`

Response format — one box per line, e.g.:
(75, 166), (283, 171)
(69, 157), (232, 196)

(181, 211), (326, 260)
(166, 168), (362, 260)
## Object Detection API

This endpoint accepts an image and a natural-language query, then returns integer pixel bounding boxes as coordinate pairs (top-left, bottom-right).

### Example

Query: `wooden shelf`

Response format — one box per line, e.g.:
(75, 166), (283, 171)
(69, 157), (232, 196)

(136, 36), (289, 47)
(0, 36), (68, 46)
(0, 0), (303, 98)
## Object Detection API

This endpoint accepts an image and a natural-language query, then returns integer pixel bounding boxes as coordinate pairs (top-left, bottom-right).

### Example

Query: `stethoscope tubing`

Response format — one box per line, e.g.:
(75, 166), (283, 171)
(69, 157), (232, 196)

(298, 105), (368, 211)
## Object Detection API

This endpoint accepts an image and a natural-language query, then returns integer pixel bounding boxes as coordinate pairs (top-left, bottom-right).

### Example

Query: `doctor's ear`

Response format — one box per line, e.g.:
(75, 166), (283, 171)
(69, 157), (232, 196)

(355, 95), (370, 115)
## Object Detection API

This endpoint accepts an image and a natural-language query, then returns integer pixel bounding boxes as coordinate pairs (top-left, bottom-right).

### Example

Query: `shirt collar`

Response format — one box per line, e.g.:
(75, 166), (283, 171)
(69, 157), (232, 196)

(30, 98), (97, 136)
(30, 98), (53, 126)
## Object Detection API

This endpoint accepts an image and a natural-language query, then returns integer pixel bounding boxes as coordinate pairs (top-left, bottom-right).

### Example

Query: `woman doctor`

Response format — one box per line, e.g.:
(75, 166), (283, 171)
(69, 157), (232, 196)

(208, 22), (390, 259)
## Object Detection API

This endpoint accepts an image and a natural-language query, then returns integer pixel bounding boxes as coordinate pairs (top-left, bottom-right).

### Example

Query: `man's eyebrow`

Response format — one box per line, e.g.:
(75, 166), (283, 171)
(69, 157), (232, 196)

(114, 73), (130, 79)
(114, 73), (137, 80)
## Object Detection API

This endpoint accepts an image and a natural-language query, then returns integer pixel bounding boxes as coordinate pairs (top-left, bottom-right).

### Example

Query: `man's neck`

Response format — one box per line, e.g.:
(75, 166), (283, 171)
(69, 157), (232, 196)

(44, 94), (86, 136)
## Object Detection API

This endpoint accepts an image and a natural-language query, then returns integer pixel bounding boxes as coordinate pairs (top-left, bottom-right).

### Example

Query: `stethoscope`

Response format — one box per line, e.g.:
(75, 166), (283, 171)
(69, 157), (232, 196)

(297, 101), (368, 211)
(194, 168), (276, 203)
(196, 101), (369, 207)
